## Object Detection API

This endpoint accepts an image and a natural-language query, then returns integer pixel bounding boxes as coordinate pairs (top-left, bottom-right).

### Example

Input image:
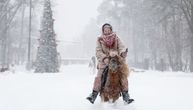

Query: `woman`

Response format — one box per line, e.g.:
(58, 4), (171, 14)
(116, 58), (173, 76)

(86, 23), (134, 104)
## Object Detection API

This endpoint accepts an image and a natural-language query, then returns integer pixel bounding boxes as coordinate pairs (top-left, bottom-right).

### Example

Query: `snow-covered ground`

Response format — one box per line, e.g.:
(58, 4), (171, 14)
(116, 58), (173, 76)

(0, 64), (193, 110)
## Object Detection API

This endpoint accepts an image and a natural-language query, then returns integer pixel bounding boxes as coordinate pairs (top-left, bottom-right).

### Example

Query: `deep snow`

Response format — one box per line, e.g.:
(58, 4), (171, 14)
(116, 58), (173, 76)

(0, 64), (193, 110)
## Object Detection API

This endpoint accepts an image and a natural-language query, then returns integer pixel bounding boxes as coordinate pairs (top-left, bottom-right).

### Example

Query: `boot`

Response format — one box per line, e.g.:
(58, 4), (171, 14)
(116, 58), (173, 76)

(86, 90), (98, 104)
(122, 91), (134, 104)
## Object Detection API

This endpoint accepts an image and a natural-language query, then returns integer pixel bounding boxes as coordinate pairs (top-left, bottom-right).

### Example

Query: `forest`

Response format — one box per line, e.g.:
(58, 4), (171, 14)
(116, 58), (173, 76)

(0, 0), (193, 72)
(82, 0), (193, 72)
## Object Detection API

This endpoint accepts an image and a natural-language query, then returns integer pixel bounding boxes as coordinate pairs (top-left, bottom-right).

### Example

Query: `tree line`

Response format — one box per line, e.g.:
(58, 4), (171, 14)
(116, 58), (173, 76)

(0, 0), (41, 68)
(82, 0), (193, 72)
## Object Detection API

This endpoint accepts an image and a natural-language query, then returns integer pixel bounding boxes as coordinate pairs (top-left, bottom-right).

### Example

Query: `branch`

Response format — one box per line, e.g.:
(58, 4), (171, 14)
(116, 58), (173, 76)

(0, 0), (11, 19)
(179, 0), (193, 34)
(0, 1), (25, 41)
(182, 0), (191, 18)
(4, 3), (22, 32)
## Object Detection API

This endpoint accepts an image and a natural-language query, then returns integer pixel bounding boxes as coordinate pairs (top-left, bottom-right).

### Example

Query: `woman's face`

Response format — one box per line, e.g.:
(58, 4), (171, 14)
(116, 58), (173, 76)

(103, 27), (112, 35)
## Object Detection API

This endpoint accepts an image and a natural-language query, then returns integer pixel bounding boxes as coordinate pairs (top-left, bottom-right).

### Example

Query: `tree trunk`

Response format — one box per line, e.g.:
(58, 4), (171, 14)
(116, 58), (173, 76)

(172, 8), (183, 71)
(162, 18), (174, 71)
(0, 2), (8, 67)
(19, 1), (25, 64)
(190, 3), (193, 72)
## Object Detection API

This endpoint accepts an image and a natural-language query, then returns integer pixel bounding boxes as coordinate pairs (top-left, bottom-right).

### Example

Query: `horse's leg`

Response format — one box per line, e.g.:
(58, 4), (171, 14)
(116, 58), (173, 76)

(105, 97), (109, 102)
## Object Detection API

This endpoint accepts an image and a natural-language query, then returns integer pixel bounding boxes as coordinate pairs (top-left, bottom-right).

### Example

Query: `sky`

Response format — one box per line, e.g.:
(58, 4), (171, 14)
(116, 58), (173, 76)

(50, 0), (103, 58)
(53, 0), (103, 42)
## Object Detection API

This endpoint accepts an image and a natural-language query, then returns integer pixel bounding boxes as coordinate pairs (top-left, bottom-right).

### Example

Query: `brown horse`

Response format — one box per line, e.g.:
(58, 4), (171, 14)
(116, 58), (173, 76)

(100, 55), (129, 103)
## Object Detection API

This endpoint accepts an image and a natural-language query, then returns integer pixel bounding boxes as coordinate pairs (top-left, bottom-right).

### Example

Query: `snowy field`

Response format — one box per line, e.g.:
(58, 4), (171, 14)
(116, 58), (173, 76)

(0, 64), (193, 110)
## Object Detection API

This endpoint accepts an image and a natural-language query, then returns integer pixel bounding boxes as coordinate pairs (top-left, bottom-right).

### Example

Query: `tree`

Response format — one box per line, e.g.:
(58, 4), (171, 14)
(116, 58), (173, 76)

(91, 0), (192, 72)
(179, 0), (193, 72)
(0, 0), (22, 67)
(35, 0), (59, 73)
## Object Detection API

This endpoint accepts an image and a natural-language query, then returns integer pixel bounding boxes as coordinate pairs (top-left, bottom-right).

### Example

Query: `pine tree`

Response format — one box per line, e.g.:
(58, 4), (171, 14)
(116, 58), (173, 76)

(35, 0), (59, 73)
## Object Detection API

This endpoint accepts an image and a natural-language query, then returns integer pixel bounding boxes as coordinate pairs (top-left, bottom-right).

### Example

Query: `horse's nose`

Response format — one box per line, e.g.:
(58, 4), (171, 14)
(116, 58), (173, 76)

(112, 64), (116, 68)
(111, 63), (118, 70)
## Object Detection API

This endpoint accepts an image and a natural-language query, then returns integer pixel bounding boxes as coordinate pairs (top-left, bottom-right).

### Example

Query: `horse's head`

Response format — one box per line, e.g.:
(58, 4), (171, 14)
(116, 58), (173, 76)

(108, 55), (123, 73)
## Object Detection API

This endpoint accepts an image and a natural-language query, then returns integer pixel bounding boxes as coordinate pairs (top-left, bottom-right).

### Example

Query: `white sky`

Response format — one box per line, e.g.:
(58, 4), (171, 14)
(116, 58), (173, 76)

(53, 0), (103, 41)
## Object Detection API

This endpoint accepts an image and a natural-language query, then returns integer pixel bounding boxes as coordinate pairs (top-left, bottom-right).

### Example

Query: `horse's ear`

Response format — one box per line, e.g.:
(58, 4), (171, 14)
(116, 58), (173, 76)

(116, 54), (120, 59)
(115, 54), (119, 59)
(117, 55), (124, 63)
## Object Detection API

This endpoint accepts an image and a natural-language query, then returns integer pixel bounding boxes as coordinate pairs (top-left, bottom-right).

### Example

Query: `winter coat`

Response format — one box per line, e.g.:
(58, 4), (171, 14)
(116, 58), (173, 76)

(96, 35), (126, 69)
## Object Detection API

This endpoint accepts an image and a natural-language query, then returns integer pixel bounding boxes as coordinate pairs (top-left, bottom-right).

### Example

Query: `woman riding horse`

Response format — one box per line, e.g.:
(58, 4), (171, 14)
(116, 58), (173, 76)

(86, 23), (134, 104)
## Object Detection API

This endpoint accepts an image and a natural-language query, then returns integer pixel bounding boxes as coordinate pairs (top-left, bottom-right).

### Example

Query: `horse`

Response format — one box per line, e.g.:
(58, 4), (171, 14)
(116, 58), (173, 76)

(100, 54), (129, 103)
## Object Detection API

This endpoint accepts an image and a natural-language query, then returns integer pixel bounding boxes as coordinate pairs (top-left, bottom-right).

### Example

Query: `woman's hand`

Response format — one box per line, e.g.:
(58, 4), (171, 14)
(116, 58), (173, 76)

(103, 57), (109, 65)
(121, 48), (128, 58)
(121, 52), (127, 58)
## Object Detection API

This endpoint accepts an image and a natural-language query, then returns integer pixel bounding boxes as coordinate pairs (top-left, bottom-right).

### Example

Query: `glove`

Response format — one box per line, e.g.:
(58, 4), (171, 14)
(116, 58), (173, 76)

(103, 57), (109, 65)
(121, 48), (128, 58)
(121, 52), (127, 58)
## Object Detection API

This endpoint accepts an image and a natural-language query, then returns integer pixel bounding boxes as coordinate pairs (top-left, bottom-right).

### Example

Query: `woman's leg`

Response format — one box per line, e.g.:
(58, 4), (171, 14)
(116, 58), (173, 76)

(93, 68), (104, 92)
(87, 68), (104, 104)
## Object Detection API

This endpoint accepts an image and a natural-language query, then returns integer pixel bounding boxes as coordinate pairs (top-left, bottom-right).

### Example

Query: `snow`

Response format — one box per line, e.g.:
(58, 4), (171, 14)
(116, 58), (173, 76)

(0, 64), (193, 110)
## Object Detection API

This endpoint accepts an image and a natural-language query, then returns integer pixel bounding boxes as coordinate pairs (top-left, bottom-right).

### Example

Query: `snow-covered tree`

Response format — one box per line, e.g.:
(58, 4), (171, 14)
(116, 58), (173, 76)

(35, 0), (59, 73)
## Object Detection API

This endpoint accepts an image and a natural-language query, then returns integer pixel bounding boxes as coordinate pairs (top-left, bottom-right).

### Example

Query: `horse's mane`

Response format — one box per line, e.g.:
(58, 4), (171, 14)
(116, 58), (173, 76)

(117, 55), (130, 77)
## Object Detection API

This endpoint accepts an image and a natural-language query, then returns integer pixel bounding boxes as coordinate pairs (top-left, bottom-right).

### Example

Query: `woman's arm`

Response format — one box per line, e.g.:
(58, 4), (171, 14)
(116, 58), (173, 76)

(117, 37), (126, 55)
(96, 38), (107, 62)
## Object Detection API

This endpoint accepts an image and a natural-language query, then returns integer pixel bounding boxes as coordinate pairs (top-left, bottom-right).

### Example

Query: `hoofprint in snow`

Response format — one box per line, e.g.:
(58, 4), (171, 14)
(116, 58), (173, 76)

(0, 64), (193, 110)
